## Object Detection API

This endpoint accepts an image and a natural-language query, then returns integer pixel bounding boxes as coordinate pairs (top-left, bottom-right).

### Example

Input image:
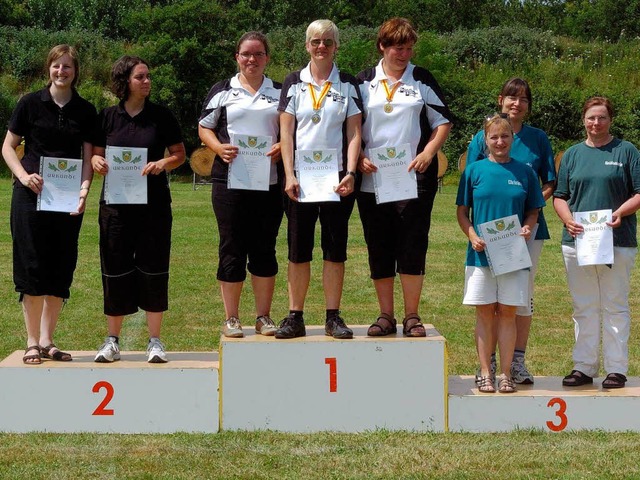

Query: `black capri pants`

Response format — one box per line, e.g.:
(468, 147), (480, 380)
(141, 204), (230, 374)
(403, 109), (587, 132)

(357, 186), (436, 279)
(10, 184), (83, 299)
(212, 181), (283, 282)
(99, 202), (172, 315)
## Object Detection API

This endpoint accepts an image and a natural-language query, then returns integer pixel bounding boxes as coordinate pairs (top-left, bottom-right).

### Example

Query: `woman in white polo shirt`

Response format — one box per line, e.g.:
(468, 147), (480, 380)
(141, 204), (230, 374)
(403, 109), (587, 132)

(199, 31), (283, 338)
(357, 17), (452, 338)
(277, 19), (362, 339)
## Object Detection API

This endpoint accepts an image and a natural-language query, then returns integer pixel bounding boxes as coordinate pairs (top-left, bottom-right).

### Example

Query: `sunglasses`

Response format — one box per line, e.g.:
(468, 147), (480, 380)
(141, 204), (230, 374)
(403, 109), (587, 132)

(309, 38), (335, 47)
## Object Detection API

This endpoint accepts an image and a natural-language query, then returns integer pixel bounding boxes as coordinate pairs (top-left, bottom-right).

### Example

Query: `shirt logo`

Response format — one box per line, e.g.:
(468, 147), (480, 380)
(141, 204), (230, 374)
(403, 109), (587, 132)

(399, 86), (418, 98)
(508, 179), (522, 186)
(605, 161), (623, 167)
(260, 94), (278, 103)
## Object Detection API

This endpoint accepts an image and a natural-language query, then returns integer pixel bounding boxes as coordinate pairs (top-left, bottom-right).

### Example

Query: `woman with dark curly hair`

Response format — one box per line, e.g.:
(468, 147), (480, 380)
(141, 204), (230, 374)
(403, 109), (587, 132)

(91, 55), (185, 363)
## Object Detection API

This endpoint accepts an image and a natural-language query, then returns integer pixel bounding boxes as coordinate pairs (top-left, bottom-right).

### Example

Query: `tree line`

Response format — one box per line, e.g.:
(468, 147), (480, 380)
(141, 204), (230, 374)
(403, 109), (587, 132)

(2, 0), (640, 175)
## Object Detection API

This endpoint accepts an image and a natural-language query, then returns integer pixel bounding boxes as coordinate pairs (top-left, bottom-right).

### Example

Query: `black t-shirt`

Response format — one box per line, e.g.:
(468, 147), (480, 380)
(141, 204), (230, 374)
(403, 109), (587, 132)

(8, 88), (96, 177)
(93, 99), (183, 205)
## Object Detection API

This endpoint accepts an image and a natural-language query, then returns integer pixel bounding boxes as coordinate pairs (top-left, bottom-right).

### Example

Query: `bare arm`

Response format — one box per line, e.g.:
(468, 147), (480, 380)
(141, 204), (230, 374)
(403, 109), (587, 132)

(334, 113), (361, 196)
(553, 196), (583, 238)
(457, 205), (485, 252)
(2, 131), (43, 193)
(141, 142), (186, 176)
(198, 124), (238, 163)
(408, 122), (452, 173)
(280, 112), (298, 201)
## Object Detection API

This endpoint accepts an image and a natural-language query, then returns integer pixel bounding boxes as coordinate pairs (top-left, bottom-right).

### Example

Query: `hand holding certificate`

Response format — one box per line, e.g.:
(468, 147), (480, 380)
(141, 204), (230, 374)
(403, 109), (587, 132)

(104, 146), (148, 205)
(369, 144), (417, 204)
(228, 134), (272, 191)
(37, 157), (82, 213)
(295, 149), (340, 202)
(574, 209), (614, 266)
(477, 214), (532, 277)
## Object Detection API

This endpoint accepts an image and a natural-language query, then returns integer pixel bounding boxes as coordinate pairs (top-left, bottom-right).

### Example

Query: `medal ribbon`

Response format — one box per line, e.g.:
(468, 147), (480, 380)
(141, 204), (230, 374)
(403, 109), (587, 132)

(381, 79), (401, 104)
(309, 82), (332, 111)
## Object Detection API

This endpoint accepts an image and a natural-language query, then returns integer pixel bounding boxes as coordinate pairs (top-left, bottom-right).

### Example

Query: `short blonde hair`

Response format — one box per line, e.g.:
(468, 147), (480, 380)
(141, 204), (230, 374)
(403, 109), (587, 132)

(306, 19), (340, 48)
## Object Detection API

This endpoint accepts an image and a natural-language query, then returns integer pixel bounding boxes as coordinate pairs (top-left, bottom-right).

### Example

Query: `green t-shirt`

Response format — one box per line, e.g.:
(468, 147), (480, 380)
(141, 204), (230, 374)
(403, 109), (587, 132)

(554, 138), (640, 247)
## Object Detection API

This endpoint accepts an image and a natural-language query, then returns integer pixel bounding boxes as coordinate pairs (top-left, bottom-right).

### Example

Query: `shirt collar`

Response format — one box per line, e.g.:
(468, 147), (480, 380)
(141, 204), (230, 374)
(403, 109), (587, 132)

(39, 87), (79, 106)
(230, 73), (273, 94)
(300, 62), (339, 86)
(374, 59), (414, 83)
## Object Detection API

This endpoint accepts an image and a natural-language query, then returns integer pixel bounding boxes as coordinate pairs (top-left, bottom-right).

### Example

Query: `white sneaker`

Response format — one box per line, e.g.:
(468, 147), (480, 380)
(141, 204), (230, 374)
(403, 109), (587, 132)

(147, 337), (168, 363)
(95, 337), (121, 363)
(511, 356), (534, 384)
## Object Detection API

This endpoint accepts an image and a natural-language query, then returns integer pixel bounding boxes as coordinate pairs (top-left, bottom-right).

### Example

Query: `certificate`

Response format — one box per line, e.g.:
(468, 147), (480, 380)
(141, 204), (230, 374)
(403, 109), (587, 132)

(228, 134), (272, 191)
(104, 146), (147, 205)
(37, 157), (82, 213)
(369, 144), (417, 204)
(477, 214), (532, 277)
(295, 149), (340, 203)
(574, 209), (614, 266)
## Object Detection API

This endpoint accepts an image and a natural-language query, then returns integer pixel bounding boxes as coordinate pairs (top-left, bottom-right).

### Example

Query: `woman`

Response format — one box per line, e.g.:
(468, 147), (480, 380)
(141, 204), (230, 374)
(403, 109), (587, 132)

(554, 97), (640, 389)
(198, 32), (283, 338)
(457, 114), (544, 393)
(277, 19), (362, 339)
(2, 45), (96, 364)
(91, 55), (186, 363)
(466, 78), (555, 385)
(356, 17), (452, 337)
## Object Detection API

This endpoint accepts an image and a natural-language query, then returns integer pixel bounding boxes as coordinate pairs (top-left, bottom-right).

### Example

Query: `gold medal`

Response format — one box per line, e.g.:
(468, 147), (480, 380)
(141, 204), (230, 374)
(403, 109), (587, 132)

(381, 79), (401, 114)
(309, 81), (332, 125)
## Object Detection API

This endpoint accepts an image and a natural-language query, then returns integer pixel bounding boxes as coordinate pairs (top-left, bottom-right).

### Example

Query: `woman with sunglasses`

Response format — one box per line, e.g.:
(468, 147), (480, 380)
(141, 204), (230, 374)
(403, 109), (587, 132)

(198, 31), (283, 338)
(457, 114), (544, 393)
(356, 17), (452, 338)
(466, 78), (555, 385)
(277, 19), (362, 339)
(2, 44), (96, 364)
(554, 97), (640, 389)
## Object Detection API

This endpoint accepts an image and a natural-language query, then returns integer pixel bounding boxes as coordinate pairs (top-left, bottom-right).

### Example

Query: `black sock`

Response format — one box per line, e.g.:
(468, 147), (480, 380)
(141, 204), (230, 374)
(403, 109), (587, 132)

(326, 309), (340, 321)
(109, 335), (119, 344)
(289, 310), (304, 321)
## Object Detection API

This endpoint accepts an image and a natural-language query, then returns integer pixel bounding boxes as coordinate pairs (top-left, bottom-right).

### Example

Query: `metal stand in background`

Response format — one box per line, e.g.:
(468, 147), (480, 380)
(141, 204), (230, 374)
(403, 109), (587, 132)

(192, 173), (213, 190)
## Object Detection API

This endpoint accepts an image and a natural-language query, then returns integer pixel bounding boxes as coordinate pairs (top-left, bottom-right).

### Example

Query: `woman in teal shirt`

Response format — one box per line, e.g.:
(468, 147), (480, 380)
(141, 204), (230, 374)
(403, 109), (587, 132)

(466, 78), (555, 385)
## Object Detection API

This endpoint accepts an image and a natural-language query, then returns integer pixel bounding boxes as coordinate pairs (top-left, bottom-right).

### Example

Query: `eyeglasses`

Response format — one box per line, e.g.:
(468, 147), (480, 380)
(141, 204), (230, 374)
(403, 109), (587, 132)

(585, 115), (610, 124)
(238, 52), (267, 59)
(309, 38), (335, 47)
(505, 95), (530, 104)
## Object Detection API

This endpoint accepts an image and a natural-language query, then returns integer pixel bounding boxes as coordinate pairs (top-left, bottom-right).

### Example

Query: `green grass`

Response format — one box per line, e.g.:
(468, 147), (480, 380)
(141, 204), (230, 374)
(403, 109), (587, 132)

(2, 176), (640, 479)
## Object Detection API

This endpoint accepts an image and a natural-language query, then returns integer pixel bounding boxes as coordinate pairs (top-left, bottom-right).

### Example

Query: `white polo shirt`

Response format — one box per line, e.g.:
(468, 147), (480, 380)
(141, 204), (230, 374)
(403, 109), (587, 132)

(358, 60), (452, 192)
(278, 62), (362, 171)
(199, 74), (281, 184)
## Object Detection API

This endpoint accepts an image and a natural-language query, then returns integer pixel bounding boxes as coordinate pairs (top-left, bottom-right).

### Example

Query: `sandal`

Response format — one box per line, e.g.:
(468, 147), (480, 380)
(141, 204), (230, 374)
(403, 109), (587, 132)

(562, 369), (593, 387)
(402, 313), (426, 337)
(367, 313), (397, 336)
(498, 374), (516, 393)
(477, 375), (495, 393)
(41, 344), (72, 362)
(23, 345), (41, 365)
(602, 372), (627, 389)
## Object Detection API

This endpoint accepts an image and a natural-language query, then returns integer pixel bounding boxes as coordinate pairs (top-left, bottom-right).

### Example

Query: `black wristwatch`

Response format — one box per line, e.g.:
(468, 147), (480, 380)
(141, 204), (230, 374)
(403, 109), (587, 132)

(345, 170), (356, 177)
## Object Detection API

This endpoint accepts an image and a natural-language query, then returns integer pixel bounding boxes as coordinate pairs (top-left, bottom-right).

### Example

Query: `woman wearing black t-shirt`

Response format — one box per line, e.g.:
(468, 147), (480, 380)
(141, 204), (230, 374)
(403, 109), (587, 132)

(91, 56), (186, 363)
(1, 44), (96, 364)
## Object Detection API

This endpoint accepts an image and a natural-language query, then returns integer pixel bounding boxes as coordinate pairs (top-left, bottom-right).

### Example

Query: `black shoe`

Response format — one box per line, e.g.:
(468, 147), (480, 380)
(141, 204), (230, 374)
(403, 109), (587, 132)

(325, 315), (353, 339)
(562, 369), (593, 387)
(275, 314), (305, 339)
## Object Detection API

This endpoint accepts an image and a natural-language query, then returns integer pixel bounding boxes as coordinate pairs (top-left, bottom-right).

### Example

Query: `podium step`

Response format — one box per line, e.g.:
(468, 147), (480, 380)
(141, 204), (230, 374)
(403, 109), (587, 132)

(220, 325), (447, 432)
(0, 351), (219, 433)
(448, 375), (640, 432)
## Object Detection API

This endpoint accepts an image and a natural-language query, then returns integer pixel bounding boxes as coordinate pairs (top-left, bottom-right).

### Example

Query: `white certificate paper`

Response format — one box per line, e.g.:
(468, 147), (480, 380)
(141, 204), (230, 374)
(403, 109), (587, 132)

(37, 157), (82, 213)
(478, 214), (532, 277)
(574, 209), (614, 266)
(295, 149), (340, 203)
(369, 144), (417, 204)
(228, 134), (272, 191)
(104, 146), (147, 205)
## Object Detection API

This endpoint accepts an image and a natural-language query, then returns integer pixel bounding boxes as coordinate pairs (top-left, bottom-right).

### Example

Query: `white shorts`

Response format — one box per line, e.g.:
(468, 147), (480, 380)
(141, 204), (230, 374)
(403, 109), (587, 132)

(463, 266), (529, 306)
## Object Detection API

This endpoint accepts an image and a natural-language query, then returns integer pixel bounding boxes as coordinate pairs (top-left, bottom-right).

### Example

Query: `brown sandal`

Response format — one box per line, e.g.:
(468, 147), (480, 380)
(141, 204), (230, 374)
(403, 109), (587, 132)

(41, 344), (72, 362)
(23, 345), (42, 365)
(367, 313), (397, 336)
(402, 314), (426, 337)
(477, 375), (495, 393)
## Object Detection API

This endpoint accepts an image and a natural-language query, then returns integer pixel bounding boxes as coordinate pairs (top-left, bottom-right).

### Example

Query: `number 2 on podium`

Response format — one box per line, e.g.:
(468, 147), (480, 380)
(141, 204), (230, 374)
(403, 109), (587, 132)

(325, 357), (337, 393)
(92, 381), (115, 416)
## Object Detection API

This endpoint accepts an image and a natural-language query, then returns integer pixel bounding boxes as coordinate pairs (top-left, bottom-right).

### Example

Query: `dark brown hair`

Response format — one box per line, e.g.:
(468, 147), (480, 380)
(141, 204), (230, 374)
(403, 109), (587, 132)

(236, 31), (270, 56)
(499, 77), (532, 113)
(110, 55), (149, 100)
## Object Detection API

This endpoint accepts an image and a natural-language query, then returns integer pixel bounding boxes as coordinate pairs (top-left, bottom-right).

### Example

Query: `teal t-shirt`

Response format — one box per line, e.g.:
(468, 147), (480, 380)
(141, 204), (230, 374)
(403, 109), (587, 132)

(466, 124), (555, 240)
(554, 138), (640, 247)
(457, 159), (546, 266)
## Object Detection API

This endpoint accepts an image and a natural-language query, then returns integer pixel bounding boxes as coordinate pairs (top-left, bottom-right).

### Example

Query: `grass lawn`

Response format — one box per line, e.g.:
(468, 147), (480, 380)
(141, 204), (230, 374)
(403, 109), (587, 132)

(1, 176), (640, 479)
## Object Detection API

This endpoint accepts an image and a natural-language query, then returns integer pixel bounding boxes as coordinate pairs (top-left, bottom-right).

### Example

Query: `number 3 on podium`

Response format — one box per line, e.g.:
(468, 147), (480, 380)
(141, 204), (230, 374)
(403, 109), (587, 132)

(546, 397), (567, 432)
